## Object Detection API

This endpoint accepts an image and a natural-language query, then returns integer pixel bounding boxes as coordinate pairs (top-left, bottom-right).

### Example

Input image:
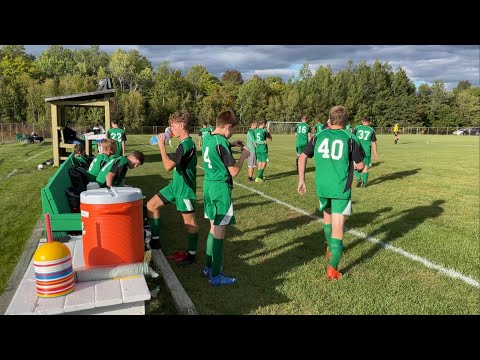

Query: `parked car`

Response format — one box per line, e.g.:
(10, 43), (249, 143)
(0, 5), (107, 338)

(453, 127), (480, 135)
(453, 128), (467, 135)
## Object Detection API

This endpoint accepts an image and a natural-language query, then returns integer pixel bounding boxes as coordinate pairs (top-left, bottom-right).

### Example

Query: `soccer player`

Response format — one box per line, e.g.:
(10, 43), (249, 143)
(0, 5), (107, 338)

(145, 112), (198, 267)
(298, 105), (365, 280)
(345, 124), (352, 133)
(202, 110), (250, 286)
(353, 117), (378, 188)
(295, 115), (311, 170)
(107, 120), (127, 157)
(253, 118), (272, 182)
(246, 120), (258, 182)
(95, 150), (144, 188)
(72, 143), (90, 169)
(393, 122), (400, 144)
(86, 138), (117, 183)
(314, 120), (324, 135)
(198, 122), (214, 148)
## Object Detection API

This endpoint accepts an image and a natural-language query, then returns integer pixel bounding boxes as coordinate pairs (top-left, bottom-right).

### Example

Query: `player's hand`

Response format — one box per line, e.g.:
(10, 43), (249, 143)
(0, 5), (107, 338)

(298, 182), (306, 195)
(158, 133), (166, 144)
(241, 147), (250, 158)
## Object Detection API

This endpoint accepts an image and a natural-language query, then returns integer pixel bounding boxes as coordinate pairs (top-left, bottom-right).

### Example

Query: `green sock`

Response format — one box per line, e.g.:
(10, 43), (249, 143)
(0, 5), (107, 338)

(212, 238), (224, 277)
(362, 172), (369, 187)
(148, 218), (161, 237)
(205, 233), (214, 267)
(257, 169), (264, 179)
(354, 170), (361, 180)
(329, 238), (343, 269)
(187, 232), (198, 254)
(323, 224), (332, 248)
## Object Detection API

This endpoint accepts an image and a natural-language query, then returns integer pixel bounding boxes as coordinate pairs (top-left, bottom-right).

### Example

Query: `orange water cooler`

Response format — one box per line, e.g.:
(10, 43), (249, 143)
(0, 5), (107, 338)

(80, 187), (145, 267)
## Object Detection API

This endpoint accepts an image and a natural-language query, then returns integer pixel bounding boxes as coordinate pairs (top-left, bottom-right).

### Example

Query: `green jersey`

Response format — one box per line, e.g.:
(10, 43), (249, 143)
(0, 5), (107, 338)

(295, 123), (310, 144)
(353, 125), (377, 157)
(107, 127), (127, 157)
(253, 128), (271, 154)
(202, 133), (236, 187)
(314, 123), (324, 134)
(303, 129), (365, 199)
(96, 156), (129, 187)
(87, 153), (109, 182)
(199, 126), (214, 139)
(72, 155), (88, 169)
(170, 137), (197, 195)
(246, 128), (259, 152)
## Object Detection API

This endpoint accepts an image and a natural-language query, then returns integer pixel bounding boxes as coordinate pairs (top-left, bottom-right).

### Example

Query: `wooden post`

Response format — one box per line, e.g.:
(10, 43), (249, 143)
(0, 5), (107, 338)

(104, 98), (111, 133)
(51, 104), (60, 167)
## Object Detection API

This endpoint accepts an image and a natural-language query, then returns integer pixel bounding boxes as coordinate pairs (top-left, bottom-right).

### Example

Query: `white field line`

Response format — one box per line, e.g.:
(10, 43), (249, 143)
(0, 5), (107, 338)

(197, 165), (480, 289)
(0, 169), (18, 181)
(24, 148), (51, 162)
(129, 135), (158, 149)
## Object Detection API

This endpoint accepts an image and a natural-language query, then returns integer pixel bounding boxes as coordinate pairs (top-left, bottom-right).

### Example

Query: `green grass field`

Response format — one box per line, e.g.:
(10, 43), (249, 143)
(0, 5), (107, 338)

(1, 134), (479, 314)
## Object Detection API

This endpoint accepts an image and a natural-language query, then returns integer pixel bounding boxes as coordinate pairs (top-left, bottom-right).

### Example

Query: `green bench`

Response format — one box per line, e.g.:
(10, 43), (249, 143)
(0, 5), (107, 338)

(40, 153), (81, 238)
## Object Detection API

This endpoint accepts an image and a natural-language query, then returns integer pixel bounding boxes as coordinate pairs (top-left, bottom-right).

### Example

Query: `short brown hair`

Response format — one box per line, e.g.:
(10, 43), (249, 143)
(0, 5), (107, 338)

(329, 105), (349, 126)
(169, 111), (193, 131)
(216, 110), (239, 127)
(257, 118), (266, 126)
(362, 116), (371, 123)
(73, 143), (84, 155)
(130, 150), (144, 165)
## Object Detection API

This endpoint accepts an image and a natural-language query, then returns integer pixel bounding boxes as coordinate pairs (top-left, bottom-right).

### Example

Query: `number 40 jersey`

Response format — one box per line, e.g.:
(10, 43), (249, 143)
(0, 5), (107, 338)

(302, 129), (365, 199)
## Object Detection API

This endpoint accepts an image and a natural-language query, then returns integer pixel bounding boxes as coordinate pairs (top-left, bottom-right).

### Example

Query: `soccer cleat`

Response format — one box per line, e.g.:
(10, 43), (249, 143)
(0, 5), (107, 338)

(145, 236), (161, 251)
(255, 178), (264, 183)
(209, 273), (237, 286)
(202, 266), (224, 278)
(248, 177), (254, 182)
(326, 266), (342, 280)
(166, 250), (188, 261)
(326, 246), (331, 260)
(177, 254), (195, 267)
(356, 179), (363, 188)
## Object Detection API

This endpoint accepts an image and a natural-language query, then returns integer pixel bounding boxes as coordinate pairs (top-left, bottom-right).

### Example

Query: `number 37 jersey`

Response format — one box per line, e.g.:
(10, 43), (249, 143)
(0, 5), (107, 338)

(303, 129), (365, 199)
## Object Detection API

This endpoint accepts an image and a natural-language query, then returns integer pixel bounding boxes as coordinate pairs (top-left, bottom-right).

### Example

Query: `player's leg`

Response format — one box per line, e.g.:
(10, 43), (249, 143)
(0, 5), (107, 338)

(177, 211), (198, 266)
(247, 152), (256, 182)
(327, 198), (351, 280)
(208, 183), (236, 286)
(146, 192), (168, 250)
(361, 165), (370, 187)
(320, 198), (332, 260)
(255, 153), (267, 181)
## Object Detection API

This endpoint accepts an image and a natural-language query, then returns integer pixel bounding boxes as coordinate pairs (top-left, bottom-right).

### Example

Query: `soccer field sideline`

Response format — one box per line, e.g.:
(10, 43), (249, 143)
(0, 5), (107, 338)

(128, 134), (480, 289)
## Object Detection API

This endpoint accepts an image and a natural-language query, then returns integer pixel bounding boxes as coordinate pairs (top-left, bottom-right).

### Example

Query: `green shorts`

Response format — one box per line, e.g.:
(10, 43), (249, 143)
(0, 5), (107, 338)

(159, 182), (196, 213)
(319, 197), (352, 216)
(256, 152), (268, 163)
(203, 181), (236, 225)
(296, 143), (307, 155)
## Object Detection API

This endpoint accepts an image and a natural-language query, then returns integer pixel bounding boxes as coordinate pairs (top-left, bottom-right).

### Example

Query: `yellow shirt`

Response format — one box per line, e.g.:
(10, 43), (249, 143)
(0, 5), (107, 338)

(393, 124), (399, 132)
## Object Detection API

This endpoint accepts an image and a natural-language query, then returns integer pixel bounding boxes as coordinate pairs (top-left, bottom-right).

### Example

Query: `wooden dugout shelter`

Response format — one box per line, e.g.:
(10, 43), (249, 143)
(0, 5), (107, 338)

(44, 89), (115, 167)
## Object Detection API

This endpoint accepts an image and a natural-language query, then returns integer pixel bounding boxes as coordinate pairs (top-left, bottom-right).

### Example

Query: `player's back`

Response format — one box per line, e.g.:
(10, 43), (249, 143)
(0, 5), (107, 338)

(296, 123), (310, 143)
(313, 129), (357, 199)
(202, 133), (232, 184)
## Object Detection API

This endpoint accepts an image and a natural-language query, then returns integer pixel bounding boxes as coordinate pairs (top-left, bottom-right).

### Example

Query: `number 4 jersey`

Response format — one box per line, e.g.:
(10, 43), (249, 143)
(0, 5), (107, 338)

(303, 129), (365, 199)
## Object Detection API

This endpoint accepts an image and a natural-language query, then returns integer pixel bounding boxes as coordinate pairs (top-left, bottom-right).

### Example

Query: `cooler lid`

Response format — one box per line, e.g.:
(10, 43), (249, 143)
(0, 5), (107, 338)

(80, 187), (145, 205)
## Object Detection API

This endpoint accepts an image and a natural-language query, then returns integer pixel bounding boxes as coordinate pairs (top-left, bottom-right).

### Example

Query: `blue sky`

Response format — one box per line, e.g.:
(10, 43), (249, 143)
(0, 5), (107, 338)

(24, 45), (479, 90)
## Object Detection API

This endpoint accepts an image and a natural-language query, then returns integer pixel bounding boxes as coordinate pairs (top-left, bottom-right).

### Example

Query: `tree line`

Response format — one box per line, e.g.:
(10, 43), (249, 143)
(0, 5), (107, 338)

(0, 45), (478, 130)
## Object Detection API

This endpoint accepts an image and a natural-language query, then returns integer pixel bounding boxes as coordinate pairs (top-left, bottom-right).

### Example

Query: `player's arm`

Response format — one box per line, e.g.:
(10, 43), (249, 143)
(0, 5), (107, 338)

(265, 131), (272, 143)
(351, 139), (365, 172)
(122, 132), (127, 156)
(218, 144), (249, 177)
(298, 138), (315, 195)
(158, 133), (177, 171)
(371, 132), (378, 161)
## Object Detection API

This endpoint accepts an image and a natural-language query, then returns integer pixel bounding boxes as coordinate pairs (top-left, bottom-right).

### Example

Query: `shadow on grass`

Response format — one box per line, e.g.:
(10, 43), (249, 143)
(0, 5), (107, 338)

(342, 199), (445, 275)
(367, 168), (421, 187)
(266, 166), (314, 180)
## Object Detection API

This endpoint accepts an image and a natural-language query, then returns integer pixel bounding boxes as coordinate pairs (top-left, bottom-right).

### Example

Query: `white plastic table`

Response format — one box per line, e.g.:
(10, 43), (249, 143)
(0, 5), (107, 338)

(5, 236), (151, 315)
